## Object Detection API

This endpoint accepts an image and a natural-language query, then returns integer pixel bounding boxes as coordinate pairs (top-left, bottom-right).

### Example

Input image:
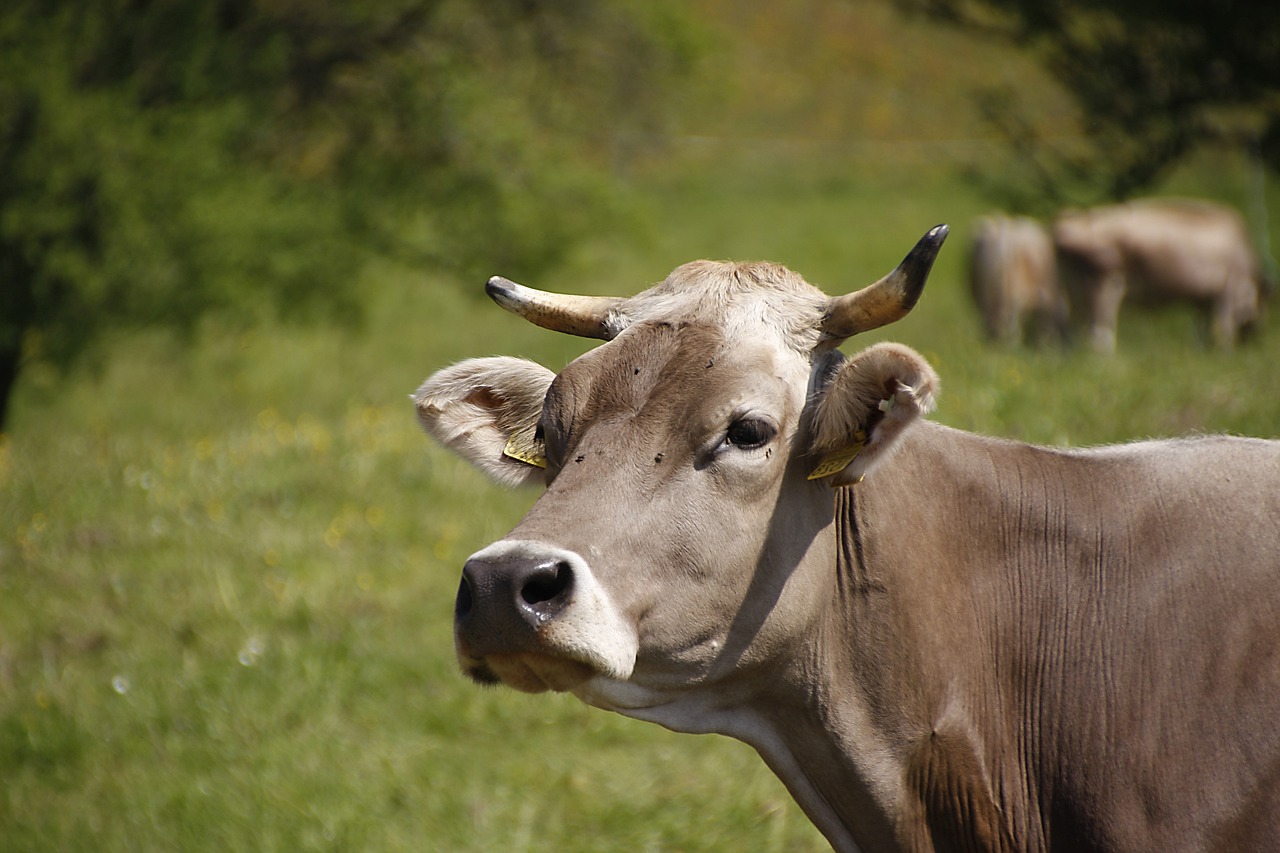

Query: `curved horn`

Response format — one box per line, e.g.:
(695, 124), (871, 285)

(485, 276), (626, 340)
(819, 224), (949, 346)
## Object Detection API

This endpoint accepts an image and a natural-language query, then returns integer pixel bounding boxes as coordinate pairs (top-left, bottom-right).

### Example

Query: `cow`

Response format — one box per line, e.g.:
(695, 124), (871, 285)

(969, 214), (1067, 345)
(415, 226), (1280, 852)
(1052, 198), (1267, 352)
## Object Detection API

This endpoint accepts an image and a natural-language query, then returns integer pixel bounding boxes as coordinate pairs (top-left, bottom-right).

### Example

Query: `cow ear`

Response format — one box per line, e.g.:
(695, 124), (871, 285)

(414, 357), (555, 487)
(808, 343), (938, 486)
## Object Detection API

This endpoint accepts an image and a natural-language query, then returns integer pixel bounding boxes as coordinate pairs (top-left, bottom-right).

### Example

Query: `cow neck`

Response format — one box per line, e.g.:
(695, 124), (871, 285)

(816, 421), (1056, 849)
(719, 475), (929, 852)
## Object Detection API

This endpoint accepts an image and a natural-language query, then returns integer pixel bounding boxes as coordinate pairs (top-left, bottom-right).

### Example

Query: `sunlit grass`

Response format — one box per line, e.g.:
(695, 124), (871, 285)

(0, 257), (826, 850)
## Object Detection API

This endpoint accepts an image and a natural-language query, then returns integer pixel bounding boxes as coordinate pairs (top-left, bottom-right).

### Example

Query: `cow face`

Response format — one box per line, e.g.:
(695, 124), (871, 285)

(416, 228), (946, 722)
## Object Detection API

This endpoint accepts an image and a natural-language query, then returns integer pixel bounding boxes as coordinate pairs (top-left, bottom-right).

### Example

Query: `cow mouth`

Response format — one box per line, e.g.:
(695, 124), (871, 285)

(462, 651), (597, 694)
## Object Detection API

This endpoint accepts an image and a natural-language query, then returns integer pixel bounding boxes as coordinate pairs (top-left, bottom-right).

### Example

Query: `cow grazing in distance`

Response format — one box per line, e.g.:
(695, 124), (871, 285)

(1052, 198), (1267, 352)
(415, 226), (1280, 852)
(969, 214), (1067, 345)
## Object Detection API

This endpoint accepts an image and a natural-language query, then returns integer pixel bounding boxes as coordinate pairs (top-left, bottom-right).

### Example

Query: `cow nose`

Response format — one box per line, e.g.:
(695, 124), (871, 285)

(456, 553), (576, 629)
(453, 541), (638, 683)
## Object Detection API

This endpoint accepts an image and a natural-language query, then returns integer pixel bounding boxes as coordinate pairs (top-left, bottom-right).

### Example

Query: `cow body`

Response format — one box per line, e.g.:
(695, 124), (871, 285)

(969, 214), (1066, 344)
(416, 229), (1280, 851)
(1052, 199), (1266, 351)
(811, 423), (1280, 851)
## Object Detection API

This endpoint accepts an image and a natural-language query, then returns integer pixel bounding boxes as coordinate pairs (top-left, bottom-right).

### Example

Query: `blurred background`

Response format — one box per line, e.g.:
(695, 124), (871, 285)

(2, 1), (1277, 850)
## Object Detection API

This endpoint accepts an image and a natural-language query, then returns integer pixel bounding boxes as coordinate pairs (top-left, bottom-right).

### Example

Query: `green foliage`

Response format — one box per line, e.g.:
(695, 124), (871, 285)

(897, 0), (1280, 207)
(0, 0), (707, 425)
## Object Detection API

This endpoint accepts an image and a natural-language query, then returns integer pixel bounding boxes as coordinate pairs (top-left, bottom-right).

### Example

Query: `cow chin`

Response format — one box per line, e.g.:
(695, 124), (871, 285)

(465, 652), (597, 694)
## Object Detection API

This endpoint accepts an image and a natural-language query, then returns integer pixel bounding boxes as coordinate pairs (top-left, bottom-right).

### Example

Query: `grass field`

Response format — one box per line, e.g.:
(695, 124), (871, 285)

(5, 66), (1280, 853)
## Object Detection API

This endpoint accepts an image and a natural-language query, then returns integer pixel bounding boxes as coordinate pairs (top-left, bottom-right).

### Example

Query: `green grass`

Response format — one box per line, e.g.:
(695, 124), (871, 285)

(5, 85), (1280, 853)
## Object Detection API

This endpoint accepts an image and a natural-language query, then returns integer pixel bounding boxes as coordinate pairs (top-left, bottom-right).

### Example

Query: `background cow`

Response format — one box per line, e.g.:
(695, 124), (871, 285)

(417, 228), (1280, 852)
(1052, 198), (1267, 352)
(969, 213), (1067, 345)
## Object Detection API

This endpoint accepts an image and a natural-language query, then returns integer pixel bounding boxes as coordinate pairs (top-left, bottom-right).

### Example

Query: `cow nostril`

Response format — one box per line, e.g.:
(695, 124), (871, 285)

(455, 575), (472, 619)
(521, 561), (573, 608)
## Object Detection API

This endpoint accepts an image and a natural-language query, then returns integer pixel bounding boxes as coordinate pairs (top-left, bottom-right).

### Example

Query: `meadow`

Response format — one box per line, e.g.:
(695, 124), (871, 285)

(3, 135), (1279, 852)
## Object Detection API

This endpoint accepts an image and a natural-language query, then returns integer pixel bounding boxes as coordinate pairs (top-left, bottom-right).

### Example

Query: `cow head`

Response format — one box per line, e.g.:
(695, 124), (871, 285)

(415, 227), (946, 723)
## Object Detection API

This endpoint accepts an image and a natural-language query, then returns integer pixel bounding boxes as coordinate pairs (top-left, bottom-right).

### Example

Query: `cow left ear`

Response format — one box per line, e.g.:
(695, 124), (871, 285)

(808, 343), (938, 486)
(414, 357), (555, 487)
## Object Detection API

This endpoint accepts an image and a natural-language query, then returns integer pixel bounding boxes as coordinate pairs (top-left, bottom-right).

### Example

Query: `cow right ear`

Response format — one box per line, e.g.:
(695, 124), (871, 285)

(808, 343), (938, 486)
(414, 357), (556, 487)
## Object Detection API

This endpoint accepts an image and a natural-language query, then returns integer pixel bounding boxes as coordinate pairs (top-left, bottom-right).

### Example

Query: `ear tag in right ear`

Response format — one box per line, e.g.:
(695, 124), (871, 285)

(808, 429), (868, 480)
(503, 428), (547, 469)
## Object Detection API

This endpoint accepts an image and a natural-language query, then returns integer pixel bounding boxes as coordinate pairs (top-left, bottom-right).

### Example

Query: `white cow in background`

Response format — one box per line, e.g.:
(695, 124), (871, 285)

(1052, 198), (1267, 352)
(969, 214), (1067, 345)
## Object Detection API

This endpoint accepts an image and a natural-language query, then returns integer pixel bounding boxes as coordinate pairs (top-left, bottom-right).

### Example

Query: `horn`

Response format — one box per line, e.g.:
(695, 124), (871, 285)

(485, 276), (626, 340)
(819, 224), (949, 346)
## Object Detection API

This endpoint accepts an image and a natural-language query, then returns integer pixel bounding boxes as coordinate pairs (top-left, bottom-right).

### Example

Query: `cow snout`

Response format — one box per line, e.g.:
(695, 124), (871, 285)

(453, 539), (640, 687)
(456, 553), (576, 630)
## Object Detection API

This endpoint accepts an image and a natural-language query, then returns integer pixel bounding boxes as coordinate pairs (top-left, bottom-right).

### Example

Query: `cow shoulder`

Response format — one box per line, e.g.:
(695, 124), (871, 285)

(414, 356), (555, 487)
(809, 342), (938, 485)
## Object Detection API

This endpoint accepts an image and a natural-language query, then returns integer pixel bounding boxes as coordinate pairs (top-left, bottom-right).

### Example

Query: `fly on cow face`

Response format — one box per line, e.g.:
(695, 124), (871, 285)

(537, 321), (792, 486)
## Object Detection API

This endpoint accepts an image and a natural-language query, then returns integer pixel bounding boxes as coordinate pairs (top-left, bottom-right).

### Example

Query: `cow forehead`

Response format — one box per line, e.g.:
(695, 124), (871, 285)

(614, 260), (830, 355)
(548, 321), (804, 435)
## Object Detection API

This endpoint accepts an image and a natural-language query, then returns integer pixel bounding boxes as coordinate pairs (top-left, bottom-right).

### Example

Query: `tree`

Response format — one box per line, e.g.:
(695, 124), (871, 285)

(896, 0), (1280, 210)
(0, 0), (704, 429)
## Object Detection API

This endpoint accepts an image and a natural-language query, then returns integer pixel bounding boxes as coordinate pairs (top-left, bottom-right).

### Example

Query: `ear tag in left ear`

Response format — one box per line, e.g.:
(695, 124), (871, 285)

(503, 428), (547, 469)
(808, 429), (867, 480)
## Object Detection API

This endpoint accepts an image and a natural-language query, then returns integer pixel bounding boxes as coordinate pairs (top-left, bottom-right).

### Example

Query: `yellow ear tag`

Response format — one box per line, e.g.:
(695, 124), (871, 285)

(808, 430), (867, 480)
(503, 428), (547, 469)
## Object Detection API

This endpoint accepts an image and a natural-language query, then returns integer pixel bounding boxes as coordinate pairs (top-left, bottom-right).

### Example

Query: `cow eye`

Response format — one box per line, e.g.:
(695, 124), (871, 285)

(724, 417), (775, 450)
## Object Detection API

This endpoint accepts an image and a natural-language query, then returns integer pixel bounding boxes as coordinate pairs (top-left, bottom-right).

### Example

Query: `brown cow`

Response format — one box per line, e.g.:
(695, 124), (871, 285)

(969, 214), (1067, 344)
(1052, 198), (1266, 351)
(416, 227), (1280, 852)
